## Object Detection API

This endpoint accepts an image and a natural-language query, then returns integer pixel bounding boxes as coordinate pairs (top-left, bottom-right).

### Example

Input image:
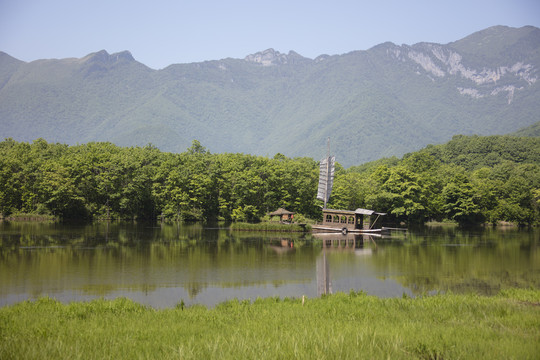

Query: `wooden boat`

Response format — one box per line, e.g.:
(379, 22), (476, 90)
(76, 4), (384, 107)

(311, 208), (388, 234)
(312, 139), (401, 234)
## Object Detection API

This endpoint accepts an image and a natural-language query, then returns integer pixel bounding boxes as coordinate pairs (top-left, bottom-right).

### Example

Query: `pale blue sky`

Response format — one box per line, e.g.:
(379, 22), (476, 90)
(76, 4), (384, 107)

(1, 0), (539, 69)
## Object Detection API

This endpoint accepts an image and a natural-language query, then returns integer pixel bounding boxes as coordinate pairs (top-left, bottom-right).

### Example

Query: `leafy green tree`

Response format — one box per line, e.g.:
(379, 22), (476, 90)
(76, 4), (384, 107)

(39, 161), (86, 218)
(363, 165), (429, 223)
(441, 173), (484, 225)
(0, 139), (26, 216)
(470, 168), (501, 224)
(329, 172), (365, 210)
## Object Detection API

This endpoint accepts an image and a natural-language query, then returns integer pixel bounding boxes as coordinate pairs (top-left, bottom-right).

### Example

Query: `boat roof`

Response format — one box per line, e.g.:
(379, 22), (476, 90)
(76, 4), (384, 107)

(355, 208), (387, 216)
(322, 208), (386, 216)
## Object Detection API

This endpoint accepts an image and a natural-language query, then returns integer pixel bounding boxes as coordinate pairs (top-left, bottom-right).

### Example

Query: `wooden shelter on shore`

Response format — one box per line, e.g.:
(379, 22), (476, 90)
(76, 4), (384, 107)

(268, 208), (295, 223)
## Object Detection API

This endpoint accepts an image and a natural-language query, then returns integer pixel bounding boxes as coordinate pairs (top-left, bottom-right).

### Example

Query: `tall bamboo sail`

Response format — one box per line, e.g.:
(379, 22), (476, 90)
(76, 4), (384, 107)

(316, 140), (335, 209)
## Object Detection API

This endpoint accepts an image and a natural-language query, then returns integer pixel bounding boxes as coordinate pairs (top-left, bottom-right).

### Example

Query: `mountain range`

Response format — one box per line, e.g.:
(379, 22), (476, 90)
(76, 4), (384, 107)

(1, 25), (539, 167)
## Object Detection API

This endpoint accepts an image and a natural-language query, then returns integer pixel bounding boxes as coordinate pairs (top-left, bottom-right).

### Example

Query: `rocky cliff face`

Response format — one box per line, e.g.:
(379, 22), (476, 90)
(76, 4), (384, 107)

(244, 48), (308, 66)
(386, 42), (537, 104)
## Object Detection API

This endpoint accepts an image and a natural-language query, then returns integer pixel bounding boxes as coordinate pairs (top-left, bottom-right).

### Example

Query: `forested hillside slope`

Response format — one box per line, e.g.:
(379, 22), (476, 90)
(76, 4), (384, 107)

(513, 121), (540, 137)
(1, 26), (539, 166)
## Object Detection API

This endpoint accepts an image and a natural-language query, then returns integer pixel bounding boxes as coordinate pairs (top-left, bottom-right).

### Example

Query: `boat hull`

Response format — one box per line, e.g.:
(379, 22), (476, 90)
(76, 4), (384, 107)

(311, 225), (386, 234)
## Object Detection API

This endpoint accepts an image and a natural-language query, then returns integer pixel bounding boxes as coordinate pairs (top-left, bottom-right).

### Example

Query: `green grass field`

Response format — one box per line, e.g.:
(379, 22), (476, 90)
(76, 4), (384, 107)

(1, 289), (539, 359)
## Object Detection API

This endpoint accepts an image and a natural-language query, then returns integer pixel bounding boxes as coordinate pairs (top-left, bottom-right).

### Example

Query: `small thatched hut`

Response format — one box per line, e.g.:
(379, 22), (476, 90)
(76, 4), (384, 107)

(268, 208), (295, 223)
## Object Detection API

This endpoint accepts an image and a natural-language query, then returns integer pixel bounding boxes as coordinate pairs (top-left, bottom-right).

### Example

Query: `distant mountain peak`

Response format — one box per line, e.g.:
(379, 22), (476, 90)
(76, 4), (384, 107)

(81, 50), (135, 64)
(0, 51), (23, 65)
(244, 48), (308, 66)
(449, 25), (540, 59)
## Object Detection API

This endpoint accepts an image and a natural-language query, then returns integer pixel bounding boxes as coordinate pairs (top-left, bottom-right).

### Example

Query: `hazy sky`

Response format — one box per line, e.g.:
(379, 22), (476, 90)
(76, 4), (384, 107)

(1, 0), (539, 69)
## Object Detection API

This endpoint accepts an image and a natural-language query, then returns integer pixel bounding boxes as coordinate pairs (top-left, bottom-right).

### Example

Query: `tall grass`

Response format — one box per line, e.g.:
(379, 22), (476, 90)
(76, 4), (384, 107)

(1, 289), (539, 359)
(230, 222), (309, 232)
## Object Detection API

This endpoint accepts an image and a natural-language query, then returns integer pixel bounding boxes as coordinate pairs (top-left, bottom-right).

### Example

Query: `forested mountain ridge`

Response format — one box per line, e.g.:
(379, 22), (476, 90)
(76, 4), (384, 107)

(1, 25), (539, 167)
(512, 121), (540, 137)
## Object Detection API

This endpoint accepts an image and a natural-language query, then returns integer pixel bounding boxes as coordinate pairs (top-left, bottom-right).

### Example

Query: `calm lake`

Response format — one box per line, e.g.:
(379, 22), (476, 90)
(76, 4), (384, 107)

(0, 222), (538, 308)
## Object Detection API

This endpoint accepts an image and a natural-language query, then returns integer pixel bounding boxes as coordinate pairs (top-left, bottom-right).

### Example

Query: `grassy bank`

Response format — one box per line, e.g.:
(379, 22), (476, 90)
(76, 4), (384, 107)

(230, 222), (310, 232)
(0, 213), (58, 222)
(1, 289), (539, 359)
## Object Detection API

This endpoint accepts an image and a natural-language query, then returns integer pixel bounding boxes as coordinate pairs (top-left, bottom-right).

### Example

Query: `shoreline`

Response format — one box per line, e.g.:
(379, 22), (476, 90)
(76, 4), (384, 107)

(2, 215), (535, 228)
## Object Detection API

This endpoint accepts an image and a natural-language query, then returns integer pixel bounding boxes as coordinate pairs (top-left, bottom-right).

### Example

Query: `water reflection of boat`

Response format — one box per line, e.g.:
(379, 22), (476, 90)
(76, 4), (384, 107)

(312, 232), (379, 252)
(316, 248), (332, 296)
(314, 233), (379, 296)
(268, 238), (295, 254)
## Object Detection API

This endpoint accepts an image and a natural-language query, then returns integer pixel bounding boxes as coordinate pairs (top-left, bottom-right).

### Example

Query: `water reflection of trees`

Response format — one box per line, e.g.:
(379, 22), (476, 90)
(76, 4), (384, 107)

(0, 222), (320, 300)
(1, 223), (538, 301)
(369, 228), (540, 295)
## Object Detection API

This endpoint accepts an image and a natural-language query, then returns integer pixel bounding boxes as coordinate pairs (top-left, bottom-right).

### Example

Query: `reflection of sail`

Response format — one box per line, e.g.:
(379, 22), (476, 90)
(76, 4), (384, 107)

(316, 249), (332, 296)
(317, 155), (335, 207)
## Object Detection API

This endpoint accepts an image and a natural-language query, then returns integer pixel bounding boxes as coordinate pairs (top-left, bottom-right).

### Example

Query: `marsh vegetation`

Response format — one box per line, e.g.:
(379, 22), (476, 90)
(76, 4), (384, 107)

(1, 289), (539, 359)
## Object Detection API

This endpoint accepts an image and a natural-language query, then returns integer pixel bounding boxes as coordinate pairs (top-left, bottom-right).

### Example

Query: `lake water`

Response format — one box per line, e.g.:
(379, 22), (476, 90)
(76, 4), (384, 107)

(0, 222), (538, 308)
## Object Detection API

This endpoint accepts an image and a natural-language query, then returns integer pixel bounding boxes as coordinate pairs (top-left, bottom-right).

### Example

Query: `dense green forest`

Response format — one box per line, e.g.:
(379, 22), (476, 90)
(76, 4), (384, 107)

(1, 135), (539, 225)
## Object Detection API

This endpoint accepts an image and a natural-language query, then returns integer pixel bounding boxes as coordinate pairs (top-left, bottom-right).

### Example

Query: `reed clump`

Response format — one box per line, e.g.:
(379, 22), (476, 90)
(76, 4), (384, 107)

(1, 289), (539, 359)
(230, 222), (309, 232)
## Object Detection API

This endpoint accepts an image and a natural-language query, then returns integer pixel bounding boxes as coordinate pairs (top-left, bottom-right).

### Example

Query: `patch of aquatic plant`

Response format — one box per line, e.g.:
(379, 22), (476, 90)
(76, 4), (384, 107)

(1, 290), (539, 359)
(0, 213), (58, 221)
(230, 222), (309, 232)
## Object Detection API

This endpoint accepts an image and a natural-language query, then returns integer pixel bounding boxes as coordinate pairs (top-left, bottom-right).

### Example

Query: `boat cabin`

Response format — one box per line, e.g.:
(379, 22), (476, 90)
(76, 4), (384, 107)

(319, 208), (386, 233)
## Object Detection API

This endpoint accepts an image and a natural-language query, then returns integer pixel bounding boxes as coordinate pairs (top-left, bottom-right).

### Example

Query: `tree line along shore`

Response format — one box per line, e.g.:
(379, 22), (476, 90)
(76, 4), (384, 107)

(1, 135), (539, 225)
